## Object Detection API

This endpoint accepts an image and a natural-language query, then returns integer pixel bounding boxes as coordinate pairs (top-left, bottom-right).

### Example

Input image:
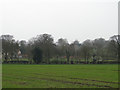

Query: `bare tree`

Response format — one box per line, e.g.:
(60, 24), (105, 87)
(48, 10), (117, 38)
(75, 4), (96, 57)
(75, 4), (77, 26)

(1, 35), (19, 61)
(30, 34), (54, 63)
(80, 40), (93, 63)
(110, 35), (120, 61)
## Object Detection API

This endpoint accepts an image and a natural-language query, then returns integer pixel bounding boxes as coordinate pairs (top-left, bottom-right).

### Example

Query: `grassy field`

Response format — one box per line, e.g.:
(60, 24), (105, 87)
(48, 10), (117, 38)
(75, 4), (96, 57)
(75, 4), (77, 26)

(2, 64), (119, 88)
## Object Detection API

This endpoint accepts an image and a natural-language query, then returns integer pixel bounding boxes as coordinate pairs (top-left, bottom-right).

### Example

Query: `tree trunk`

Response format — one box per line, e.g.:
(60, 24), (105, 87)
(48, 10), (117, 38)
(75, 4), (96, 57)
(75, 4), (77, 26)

(5, 52), (8, 61)
(66, 50), (70, 64)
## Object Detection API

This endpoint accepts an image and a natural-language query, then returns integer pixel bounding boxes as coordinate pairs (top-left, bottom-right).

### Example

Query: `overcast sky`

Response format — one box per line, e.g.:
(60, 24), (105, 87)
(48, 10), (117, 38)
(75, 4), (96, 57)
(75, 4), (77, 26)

(0, 0), (118, 43)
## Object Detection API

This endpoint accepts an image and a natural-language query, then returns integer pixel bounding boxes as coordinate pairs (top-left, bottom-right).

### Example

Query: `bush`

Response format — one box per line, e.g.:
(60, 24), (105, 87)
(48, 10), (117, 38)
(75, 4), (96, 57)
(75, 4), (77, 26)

(32, 47), (43, 64)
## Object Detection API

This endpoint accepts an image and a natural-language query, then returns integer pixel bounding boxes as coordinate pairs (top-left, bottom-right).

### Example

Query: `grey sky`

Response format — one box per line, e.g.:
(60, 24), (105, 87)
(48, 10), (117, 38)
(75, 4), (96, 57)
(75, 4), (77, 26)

(1, 0), (118, 43)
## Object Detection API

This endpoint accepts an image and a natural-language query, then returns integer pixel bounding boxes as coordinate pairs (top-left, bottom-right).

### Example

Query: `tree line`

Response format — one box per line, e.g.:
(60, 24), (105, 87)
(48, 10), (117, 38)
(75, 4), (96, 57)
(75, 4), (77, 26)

(1, 34), (120, 64)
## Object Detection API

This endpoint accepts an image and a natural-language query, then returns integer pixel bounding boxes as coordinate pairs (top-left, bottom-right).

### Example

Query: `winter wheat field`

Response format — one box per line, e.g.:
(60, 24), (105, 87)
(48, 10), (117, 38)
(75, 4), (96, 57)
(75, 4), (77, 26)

(2, 64), (119, 88)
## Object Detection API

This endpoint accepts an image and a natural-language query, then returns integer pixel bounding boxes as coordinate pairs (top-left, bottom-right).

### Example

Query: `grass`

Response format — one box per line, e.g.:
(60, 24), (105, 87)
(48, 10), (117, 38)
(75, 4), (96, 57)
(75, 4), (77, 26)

(2, 64), (119, 88)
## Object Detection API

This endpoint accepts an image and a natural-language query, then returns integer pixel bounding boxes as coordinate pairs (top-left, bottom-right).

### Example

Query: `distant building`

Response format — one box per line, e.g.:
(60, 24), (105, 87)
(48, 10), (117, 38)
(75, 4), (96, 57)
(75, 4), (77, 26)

(18, 50), (21, 55)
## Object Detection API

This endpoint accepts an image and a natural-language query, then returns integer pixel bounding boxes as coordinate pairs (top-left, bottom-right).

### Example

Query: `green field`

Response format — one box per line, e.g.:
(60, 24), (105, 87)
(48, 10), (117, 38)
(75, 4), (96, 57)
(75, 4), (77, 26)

(2, 64), (119, 88)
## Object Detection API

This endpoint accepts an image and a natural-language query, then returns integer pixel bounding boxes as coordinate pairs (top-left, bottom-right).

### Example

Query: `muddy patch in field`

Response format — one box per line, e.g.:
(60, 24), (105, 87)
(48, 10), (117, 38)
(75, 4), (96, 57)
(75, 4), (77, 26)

(113, 70), (120, 72)
(19, 81), (28, 85)
(40, 78), (113, 88)
(69, 77), (119, 84)
(30, 76), (113, 88)
(5, 80), (28, 85)
(4, 73), (116, 88)
(32, 73), (119, 85)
